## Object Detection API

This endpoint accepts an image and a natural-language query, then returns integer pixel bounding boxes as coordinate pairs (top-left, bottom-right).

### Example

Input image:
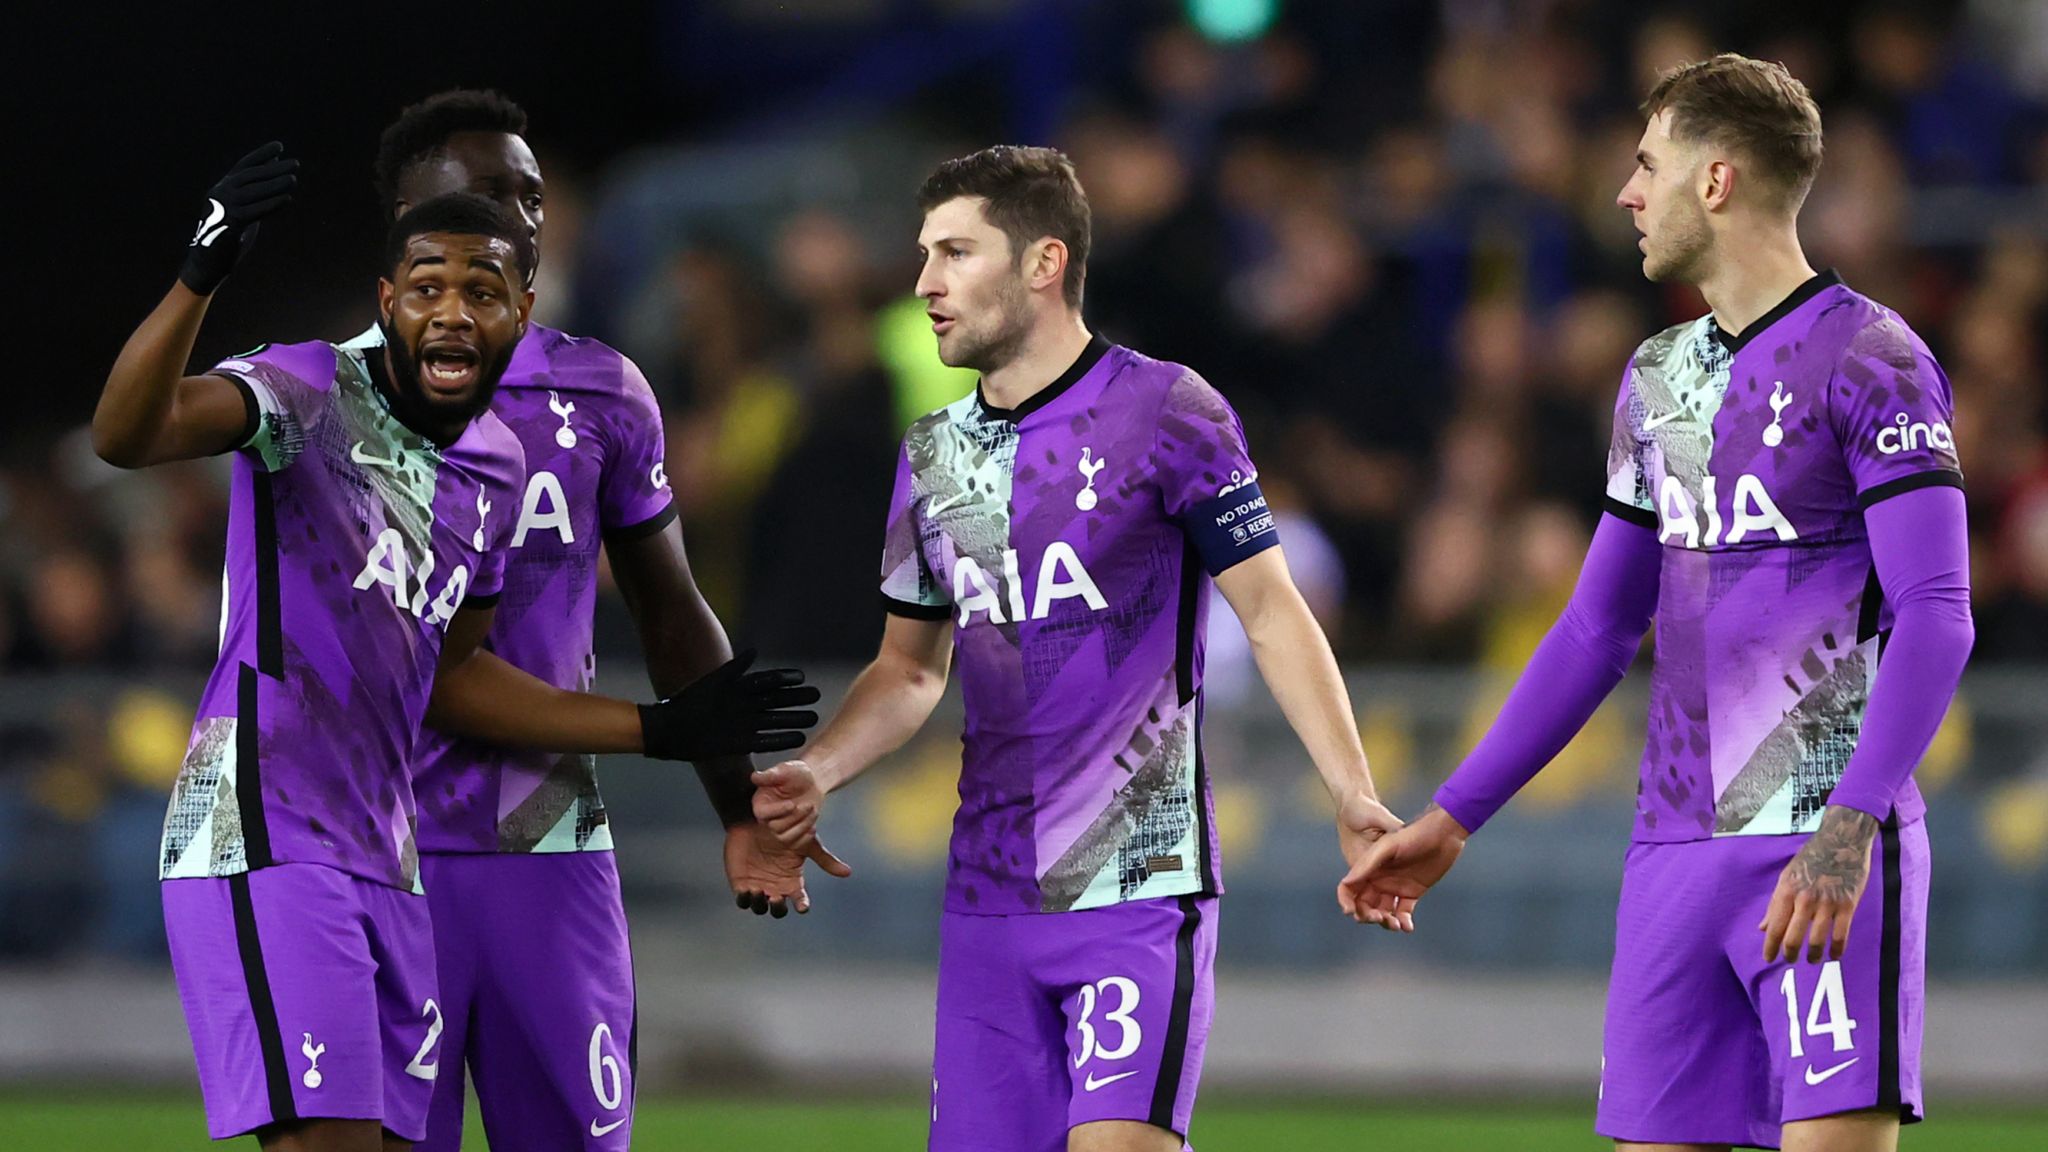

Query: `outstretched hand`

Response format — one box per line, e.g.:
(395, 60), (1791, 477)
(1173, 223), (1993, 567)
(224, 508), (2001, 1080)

(725, 821), (853, 918)
(1338, 803), (1468, 927)
(639, 649), (820, 762)
(1336, 792), (1414, 932)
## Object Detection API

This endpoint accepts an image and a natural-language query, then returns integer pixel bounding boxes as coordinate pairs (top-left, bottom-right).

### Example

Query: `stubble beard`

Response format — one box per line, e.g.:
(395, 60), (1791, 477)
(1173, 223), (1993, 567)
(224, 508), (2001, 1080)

(944, 274), (1033, 376)
(1644, 194), (1714, 286)
(377, 317), (513, 429)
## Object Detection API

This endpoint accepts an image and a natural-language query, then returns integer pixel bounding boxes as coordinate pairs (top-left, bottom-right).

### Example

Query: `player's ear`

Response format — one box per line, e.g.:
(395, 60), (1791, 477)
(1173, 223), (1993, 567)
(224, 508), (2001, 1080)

(1700, 158), (1735, 212)
(377, 277), (395, 323)
(517, 287), (535, 326)
(1028, 237), (1068, 296)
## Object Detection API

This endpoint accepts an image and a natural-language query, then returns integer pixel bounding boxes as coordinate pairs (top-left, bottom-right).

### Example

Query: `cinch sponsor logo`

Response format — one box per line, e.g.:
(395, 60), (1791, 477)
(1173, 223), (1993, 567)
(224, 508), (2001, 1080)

(1657, 473), (1798, 548)
(953, 542), (1105, 626)
(1875, 412), (1953, 456)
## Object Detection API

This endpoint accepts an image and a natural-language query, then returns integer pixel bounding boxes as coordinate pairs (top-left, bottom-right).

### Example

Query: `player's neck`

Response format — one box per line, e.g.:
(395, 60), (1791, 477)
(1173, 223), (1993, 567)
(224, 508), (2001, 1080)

(980, 315), (1094, 412)
(1695, 225), (1816, 342)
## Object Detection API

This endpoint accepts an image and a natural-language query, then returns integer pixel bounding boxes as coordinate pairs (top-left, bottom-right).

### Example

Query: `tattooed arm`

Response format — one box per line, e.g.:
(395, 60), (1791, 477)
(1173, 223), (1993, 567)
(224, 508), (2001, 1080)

(1759, 805), (1879, 964)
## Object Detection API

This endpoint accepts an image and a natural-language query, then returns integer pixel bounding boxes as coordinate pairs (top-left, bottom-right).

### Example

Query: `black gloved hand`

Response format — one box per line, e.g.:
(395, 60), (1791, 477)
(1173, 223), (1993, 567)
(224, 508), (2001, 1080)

(179, 142), (299, 296)
(638, 650), (821, 762)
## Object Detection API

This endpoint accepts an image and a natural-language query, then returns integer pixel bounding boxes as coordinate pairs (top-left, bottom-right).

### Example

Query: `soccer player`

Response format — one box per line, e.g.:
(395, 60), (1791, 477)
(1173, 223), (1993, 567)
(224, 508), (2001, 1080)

(1342, 56), (1973, 1152)
(751, 146), (1407, 1152)
(97, 153), (814, 1151)
(368, 90), (847, 1152)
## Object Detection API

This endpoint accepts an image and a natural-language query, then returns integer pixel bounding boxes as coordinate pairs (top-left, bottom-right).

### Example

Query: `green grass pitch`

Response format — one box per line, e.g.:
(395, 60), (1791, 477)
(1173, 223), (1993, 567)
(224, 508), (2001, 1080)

(3, 1094), (2043, 1149)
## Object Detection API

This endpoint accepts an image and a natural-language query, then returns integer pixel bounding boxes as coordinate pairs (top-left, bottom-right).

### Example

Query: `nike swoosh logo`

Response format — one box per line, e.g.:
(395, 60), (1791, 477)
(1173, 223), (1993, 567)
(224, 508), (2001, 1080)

(351, 442), (401, 469)
(1642, 411), (1683, 430)
(1082, 1069), (1141, 1092)
(590, 1116), (627, 1137)
(1803, 1057), (1859, 1086)
(927, 492), (971, 516)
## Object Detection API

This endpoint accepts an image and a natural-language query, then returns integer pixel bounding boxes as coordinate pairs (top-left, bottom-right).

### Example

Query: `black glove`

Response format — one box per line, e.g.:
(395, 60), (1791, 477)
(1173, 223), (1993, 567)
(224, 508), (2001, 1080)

(638, 649), (821, 761)
(179, 142), (299, 296)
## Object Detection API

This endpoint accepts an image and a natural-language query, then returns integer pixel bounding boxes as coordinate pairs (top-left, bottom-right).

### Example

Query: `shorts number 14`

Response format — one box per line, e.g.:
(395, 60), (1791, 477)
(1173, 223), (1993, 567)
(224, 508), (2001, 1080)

(1780, 961), (1860, 1059)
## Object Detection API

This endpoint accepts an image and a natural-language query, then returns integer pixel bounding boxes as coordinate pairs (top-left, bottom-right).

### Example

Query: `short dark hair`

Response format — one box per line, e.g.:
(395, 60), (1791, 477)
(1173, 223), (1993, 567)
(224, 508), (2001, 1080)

(374, 89), (529, 209)
(385, 193), (536, 285)
(917, 145), (1091, 309)
(1643, 54), (1824, 213)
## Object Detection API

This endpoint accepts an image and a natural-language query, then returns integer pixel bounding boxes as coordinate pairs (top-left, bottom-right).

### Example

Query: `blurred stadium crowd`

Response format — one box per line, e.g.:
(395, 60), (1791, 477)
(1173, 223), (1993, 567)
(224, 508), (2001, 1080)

(4, 0), (2047, 961)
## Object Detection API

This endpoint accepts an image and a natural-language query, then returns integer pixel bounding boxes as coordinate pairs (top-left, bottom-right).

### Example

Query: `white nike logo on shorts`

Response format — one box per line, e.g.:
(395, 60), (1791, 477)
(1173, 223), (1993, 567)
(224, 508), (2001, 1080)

(1082, 1069), (1141, 1092)
(1803, 1057), (1859, 1086)
(590, 1116), (627, 1137)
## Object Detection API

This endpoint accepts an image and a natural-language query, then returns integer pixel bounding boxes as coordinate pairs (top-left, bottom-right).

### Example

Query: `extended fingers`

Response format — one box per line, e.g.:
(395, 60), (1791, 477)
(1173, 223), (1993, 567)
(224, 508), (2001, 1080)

(1777, 896), (1816, 966)
(806, 840), (854, 878)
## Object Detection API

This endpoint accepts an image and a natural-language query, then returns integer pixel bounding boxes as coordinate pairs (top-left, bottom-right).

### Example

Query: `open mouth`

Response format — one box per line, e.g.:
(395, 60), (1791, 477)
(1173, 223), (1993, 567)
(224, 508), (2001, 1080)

(419, 343), (481, 396)
(929, 312), (955, 336)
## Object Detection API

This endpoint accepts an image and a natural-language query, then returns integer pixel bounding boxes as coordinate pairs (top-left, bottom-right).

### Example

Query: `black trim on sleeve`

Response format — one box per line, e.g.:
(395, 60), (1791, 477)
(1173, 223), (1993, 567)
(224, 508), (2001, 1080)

(219, 373), (262, 454)
(236, 664), (274, 870)
(1856, 470), (1964, 511)
(464, 590), (503, 610)
(227, 873), (298, 1127)
(881, 592), (952, 621)
(1602, 496), (1659, 529)
(1147, 895), (1202, 1133)
(1711, 269), (1843, 353)
(603, 502), (679, 544)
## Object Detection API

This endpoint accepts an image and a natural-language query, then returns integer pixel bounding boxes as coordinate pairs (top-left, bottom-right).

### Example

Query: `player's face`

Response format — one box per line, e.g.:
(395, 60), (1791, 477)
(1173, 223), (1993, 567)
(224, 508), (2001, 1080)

(1617, 110), (1712, 284)
(376, 232), (534, 427)
(397, 131), (545, 271)
(916, 196), (1032, 373)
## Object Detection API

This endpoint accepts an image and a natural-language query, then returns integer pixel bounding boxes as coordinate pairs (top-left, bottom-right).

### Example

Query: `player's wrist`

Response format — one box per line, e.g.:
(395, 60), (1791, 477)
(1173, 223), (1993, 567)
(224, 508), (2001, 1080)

(1420, 803), (1473, 841)
(808, 749), (849, 794)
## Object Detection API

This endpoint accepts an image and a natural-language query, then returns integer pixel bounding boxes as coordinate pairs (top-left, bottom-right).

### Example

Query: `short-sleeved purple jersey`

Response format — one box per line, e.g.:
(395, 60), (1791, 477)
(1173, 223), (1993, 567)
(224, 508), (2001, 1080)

(880, 338), (1279, 914)
(398, 324), (677, 854)
(159, 339), (527, 891)
(1604, 272), (1962, 841)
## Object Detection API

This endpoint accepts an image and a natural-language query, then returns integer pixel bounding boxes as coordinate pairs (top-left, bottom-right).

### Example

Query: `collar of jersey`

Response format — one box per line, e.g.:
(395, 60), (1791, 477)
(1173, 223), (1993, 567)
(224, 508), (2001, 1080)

(1711, 268), (1844, 354)
(976, 334), (1112, 423)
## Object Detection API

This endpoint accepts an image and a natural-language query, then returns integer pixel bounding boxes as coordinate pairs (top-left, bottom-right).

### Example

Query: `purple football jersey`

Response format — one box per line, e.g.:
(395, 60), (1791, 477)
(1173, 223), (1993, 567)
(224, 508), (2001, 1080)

(880, 338), (1279, 914)
(160, 340), (527, 891)
(403, 324), (677, 854)
(1604, 272), (1961, 841)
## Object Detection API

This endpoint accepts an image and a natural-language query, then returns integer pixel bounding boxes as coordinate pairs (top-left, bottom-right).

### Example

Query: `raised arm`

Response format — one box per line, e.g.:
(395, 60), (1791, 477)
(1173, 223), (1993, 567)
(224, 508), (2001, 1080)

(94, 144), (298, 468)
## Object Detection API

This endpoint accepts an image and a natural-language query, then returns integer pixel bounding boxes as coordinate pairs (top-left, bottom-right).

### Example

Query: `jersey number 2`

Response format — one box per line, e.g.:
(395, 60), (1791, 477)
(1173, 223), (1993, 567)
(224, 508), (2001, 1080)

(405, 999), (444, 1080)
